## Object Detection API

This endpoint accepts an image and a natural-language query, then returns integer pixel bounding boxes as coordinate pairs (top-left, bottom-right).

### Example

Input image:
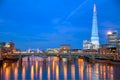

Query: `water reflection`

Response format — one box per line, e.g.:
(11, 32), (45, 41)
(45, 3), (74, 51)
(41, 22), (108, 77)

(78, 59), (83, 80)
(14, 66), (18, 80)
(35, 60), (38, 78)
(63, 64), (67, 80)
(52, 61), (55, 79)
(47, 65), (50, 80)
(31, 65), (34, 80)
(22, 66), (26, 80)
(5, 66), (10, 80)
(39, 65), (42, 80)
(0, 67), (2, 79)
(56, 63), (59, 80)
(0, 56), (120, 80)
(71, 65), (75, 80)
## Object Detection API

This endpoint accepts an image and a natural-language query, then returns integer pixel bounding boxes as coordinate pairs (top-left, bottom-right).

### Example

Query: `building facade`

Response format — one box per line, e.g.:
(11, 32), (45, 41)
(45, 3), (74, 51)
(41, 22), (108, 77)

(60, 44), (70, 54)
(117, 38), (120, 55)
(108, 31), (118, 46)
(83, 40), (93, 50)
(99, 31), (119, 55)
(99, 44), (117, 54)
(70, 49), (83, 54)
(46, 48), (60, 54)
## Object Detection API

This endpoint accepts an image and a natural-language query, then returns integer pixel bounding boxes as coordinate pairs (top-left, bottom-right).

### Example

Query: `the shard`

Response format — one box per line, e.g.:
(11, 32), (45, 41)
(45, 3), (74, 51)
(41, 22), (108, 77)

(91, 4), (99, 49)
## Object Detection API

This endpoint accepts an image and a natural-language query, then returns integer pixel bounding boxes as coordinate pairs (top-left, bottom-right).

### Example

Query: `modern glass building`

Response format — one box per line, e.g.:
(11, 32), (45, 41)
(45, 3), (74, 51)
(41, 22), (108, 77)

(108, 31), (118, 46)
(91, 4), (100, 49)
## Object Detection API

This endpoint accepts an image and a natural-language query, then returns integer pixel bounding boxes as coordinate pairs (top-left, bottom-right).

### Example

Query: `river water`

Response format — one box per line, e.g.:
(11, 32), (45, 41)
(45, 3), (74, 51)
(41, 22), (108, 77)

(0, 56), (120, 80)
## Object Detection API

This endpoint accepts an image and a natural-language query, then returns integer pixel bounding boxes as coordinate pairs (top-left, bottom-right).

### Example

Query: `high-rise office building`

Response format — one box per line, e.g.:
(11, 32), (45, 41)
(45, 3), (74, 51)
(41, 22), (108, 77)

(107, 31), (119, 54)
(91, 4), (100, 49)
(107, 31), (118, 46)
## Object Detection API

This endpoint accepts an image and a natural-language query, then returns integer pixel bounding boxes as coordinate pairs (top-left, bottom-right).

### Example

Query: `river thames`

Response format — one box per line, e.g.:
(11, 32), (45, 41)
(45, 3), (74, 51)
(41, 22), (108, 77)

(0, 56), (120, 80)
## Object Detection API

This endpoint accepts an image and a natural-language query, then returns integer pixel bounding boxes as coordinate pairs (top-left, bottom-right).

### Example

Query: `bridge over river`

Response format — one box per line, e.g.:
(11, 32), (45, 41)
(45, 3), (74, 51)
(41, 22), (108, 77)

(2, 53), (120, 61)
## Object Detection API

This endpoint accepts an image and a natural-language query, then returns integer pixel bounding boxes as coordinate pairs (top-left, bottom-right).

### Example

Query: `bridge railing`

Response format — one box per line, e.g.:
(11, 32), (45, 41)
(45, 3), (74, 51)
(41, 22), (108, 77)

(1, 52), (117, 60)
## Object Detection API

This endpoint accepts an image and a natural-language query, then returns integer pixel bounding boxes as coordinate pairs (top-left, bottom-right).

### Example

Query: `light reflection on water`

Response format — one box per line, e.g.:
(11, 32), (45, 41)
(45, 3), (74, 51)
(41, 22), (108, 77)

(22, 65), (25, 80)
(39, 65), (42, 80)
(47, 64), (50, 80)
(31, 65), (34, 80)
(56, 63), (59, 80)
(63, 64), (67, 80)
(78, 59), (83, 80)
(71, 64), (75, 80)
(0, 56), (120, 80)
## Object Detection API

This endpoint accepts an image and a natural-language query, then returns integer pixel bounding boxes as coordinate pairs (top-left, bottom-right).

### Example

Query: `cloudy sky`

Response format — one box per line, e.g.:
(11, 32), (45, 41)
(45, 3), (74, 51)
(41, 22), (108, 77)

(0, 0), (120, 50)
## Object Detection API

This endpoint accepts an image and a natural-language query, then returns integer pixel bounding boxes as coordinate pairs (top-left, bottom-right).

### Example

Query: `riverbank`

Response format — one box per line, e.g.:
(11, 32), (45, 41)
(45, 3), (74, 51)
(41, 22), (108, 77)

(85, 57), (120, 65)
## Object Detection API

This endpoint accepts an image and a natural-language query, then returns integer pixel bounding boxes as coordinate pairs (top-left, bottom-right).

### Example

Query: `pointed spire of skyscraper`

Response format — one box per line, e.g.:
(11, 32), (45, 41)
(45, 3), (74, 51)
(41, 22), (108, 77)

(94, 4), (96, 13)
(91, 4), (99, 49)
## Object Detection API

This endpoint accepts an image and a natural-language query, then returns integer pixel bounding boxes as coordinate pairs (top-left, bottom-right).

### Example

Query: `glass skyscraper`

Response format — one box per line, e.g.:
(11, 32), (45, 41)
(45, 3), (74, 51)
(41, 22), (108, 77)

(91, 4), (100, 49)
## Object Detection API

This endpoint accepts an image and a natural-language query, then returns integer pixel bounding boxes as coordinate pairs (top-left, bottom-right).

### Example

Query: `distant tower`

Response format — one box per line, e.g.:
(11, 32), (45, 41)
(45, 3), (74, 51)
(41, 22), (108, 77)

(9, 41), (15, 53)
(37, 48), (40, 53)
(91, 4), (99, 49)
(28, 48), (31, 53)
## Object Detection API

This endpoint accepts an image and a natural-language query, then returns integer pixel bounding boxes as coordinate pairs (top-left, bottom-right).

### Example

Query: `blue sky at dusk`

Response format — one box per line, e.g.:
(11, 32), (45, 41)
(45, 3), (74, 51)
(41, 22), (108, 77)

(0, 0), (120, 50)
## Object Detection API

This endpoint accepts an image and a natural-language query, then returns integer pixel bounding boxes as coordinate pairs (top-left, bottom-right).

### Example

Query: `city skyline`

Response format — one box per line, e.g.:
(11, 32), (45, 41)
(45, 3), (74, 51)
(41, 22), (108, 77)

(0, 0), (120, 50)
